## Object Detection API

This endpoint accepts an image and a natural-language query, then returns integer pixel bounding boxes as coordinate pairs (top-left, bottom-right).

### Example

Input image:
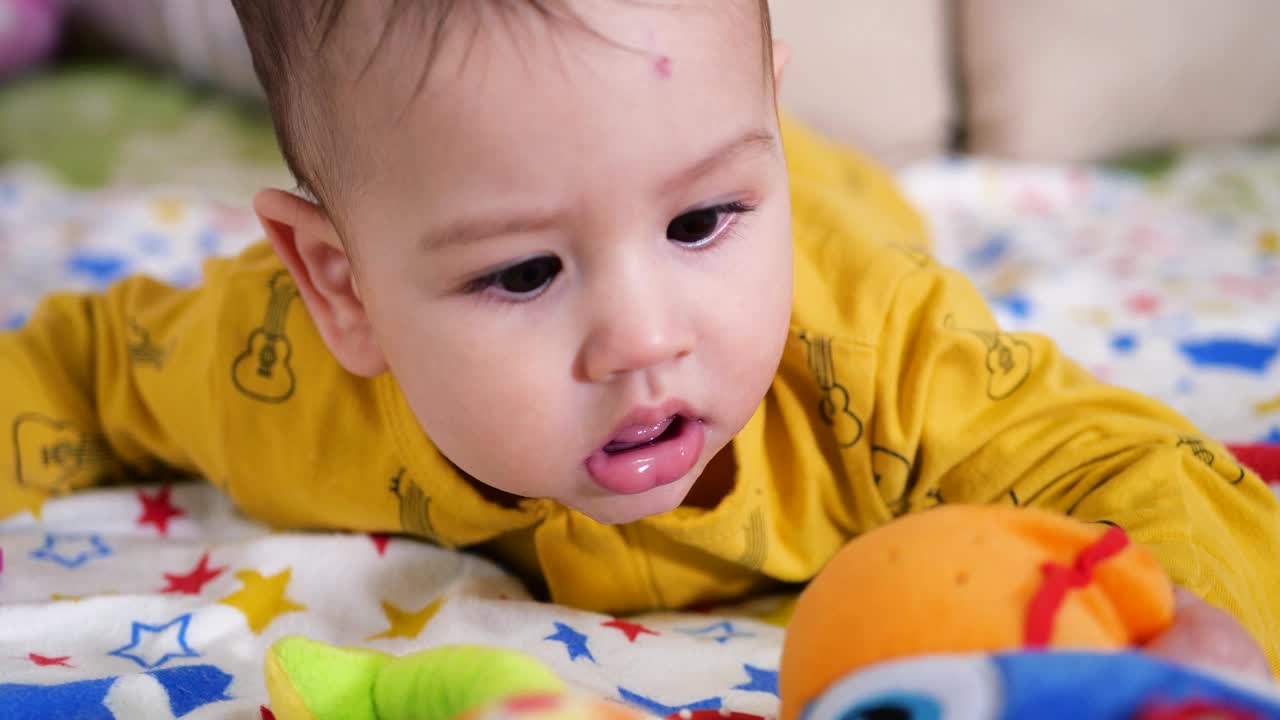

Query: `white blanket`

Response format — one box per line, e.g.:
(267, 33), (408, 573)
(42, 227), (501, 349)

(3, 138), (1279, 718)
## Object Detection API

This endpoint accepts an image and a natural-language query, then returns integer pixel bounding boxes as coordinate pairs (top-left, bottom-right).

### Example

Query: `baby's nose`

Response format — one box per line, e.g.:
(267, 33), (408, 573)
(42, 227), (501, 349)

(579, 288), (694, 383)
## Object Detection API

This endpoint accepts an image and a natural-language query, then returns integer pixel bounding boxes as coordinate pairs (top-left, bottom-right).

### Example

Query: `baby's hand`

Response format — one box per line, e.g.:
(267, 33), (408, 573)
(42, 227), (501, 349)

(1143, 588), (1271, 680)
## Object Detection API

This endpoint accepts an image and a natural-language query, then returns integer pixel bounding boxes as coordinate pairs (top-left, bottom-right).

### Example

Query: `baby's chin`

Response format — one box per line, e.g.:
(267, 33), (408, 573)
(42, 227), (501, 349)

(560, 473), (699, 525)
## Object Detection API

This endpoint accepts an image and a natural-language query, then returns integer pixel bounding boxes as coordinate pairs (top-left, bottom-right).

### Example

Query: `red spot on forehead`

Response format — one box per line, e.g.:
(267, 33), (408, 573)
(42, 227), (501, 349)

(655, 55), (672, 78)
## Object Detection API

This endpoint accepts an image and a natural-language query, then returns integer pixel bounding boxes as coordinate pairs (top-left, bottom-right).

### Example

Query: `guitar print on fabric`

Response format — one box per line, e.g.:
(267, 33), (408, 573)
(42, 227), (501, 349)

(799, 332), (864, 449)
(12, 413), (113, 494)
(944, 314), (1034, 401)
(232, 271), (300, 403)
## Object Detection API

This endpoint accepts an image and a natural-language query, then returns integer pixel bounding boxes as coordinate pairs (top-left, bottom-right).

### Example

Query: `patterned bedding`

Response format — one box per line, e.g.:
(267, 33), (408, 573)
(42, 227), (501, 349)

(901, 148), (1280, 446)
(0, 66), (1277, 719)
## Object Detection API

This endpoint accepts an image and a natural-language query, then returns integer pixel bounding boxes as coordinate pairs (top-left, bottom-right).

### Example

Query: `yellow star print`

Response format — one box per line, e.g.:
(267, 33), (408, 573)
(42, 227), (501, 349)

(150, 198), (187, 225)
(366, 597), (444, 641)
(1258, 394), (1280, 416)
(1260, 229), (1278, 255)
(219, 568), (306, 634)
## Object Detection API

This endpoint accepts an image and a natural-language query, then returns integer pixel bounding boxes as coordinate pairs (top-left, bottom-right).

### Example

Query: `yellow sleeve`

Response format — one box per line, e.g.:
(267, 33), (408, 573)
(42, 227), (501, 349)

(0, 242), (406, 531)
(870, 258), (1280, 672)
(1, 257), (239, 517)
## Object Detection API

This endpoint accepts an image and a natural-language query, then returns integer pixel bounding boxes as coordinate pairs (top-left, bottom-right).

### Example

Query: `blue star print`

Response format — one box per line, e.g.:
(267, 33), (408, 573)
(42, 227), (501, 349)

(66, 252), (130, 287)
(734, 664), (779, 697)
(108, 613), (200, 669)
(1262, 426), (1280, 444)
(545, 622), (595, 663)
(1178, 337), (1278, 374)
(618, 687), (722, 716)
(0, 665), (234, 720)
(676, 621), (754, 644)
(994, 293), (1033, 321)
(1109, 332), (1139, 354)
(29, 534), (112, 569)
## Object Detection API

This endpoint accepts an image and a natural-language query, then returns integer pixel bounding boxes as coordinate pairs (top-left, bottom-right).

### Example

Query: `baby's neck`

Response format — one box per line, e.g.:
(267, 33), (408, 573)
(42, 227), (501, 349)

(683, 443), (737, 510)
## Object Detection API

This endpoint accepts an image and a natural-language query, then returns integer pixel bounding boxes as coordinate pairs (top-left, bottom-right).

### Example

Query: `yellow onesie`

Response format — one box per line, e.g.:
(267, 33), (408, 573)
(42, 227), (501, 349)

(3, 122), (1278, 671)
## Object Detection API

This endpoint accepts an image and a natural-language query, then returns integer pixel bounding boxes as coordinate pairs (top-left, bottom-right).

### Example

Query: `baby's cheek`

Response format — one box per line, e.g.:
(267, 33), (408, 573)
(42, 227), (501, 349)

(409, 344), (572, 488)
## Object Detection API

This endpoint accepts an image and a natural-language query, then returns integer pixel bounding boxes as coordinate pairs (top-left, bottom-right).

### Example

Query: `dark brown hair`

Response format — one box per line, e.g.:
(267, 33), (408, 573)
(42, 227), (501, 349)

(231, 0), (773, 213)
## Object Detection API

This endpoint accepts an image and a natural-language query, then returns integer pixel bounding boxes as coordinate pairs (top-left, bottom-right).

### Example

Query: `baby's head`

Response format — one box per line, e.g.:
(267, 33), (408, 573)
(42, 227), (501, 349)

(232, 0), (794, 524)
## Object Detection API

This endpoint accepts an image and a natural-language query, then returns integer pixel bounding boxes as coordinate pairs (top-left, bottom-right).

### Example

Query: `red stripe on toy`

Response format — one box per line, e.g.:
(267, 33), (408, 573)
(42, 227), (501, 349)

(1136, 699), (1261, 720)
(1227, 444), (1280, 485)
(1024, 526), (1130, 648)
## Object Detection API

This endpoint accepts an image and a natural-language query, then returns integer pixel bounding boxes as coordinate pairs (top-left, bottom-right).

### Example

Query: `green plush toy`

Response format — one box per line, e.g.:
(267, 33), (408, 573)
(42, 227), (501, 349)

(264, 637), (658, 720)
(265, 637), (561, 720)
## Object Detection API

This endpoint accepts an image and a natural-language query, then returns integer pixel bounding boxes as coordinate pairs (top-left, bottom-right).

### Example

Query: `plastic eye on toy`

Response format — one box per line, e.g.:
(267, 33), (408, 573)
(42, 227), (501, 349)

(798, 656), (998, 720)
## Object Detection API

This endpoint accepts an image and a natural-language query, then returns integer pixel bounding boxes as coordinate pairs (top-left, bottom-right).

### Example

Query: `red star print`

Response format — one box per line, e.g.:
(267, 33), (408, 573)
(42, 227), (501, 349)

(137, 485), (185, 536)
(1126, 292), (1160, 315)
(28, 653), (72, 667)
(161, 552), (226, 595)
(370, 533), (390, 556)
(260, 707), (277, 720)
(602, 618), (659, 642)
(1110, 256), (1137, 278)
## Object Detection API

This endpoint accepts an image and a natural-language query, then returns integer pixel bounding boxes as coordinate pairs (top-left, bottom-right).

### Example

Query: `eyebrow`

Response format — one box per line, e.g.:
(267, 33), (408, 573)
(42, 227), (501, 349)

(662, 127), (776, 194)
(420, 127), (777, 252)
(420, 210), (563, 253)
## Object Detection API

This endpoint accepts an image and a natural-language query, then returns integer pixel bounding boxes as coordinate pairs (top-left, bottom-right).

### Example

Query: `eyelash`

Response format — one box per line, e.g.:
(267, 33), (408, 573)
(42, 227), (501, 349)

(464, 200), (757, 303)
(672, 201), (756, 250)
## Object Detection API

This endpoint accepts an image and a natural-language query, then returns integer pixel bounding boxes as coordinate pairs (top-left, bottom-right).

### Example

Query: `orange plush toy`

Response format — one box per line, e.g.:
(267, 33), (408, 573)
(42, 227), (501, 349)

(778, 505), (1254, 720)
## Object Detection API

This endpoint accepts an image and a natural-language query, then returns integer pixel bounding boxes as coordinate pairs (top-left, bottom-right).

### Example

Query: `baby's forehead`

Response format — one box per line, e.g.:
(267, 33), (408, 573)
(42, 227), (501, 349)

(288, 0), (774, 218)
(324, 0), (771, 97)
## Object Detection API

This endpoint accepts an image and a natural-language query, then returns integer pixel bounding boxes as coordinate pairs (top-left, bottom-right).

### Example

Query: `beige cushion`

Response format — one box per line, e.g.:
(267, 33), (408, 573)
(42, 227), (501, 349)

(961, 0), (1280, 161)
(74, 0), (262, 99)
(75, 1), (956, 164)
(767, 0), (953, 166)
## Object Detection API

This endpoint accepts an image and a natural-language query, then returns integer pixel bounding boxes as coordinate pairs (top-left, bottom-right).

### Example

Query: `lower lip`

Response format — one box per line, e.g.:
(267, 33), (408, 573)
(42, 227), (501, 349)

(585, 417), (706, 495)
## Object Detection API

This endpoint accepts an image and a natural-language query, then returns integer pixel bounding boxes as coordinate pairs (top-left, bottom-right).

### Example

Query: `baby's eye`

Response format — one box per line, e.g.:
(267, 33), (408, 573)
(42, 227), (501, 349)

(666, 201), (754, 248)
(470, 255), (563, 300)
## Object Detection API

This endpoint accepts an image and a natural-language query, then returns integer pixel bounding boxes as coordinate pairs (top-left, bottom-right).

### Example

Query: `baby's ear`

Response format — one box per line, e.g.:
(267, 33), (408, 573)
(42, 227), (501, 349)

(253, 189), (389, 377)
(772, 40), (791, 98)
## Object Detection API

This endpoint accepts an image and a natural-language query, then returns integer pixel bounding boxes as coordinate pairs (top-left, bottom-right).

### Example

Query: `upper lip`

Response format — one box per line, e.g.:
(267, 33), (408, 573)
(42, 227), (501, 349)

(599, 399), (697, 447)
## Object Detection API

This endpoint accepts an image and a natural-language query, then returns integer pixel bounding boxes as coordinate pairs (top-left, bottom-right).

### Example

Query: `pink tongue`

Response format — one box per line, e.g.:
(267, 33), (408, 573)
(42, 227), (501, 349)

(605, 416), (675, 452)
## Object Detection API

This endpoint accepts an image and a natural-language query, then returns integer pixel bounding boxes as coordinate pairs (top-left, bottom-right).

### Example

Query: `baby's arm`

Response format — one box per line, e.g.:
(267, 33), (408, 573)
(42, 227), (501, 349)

(0, 250), (259, 518)
(873, 259), (1280, 673)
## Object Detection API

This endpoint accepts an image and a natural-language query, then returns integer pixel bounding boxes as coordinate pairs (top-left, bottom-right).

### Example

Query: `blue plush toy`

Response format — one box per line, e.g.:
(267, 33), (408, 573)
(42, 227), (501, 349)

(799, 651), (1280, 720)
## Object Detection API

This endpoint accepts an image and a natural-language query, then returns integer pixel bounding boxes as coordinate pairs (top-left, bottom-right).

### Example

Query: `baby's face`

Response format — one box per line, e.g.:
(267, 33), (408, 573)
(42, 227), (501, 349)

(337, 1), (792, 523)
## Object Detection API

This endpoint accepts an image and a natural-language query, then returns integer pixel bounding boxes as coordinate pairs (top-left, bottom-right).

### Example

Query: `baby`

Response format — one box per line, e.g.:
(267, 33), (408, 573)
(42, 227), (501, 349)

(2, 0), (1276, 677)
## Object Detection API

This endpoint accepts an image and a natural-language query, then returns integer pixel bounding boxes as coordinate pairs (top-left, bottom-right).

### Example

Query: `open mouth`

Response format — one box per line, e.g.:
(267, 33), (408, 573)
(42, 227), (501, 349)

(585, 411), (706, 496)
(602, 415), (685, 455)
